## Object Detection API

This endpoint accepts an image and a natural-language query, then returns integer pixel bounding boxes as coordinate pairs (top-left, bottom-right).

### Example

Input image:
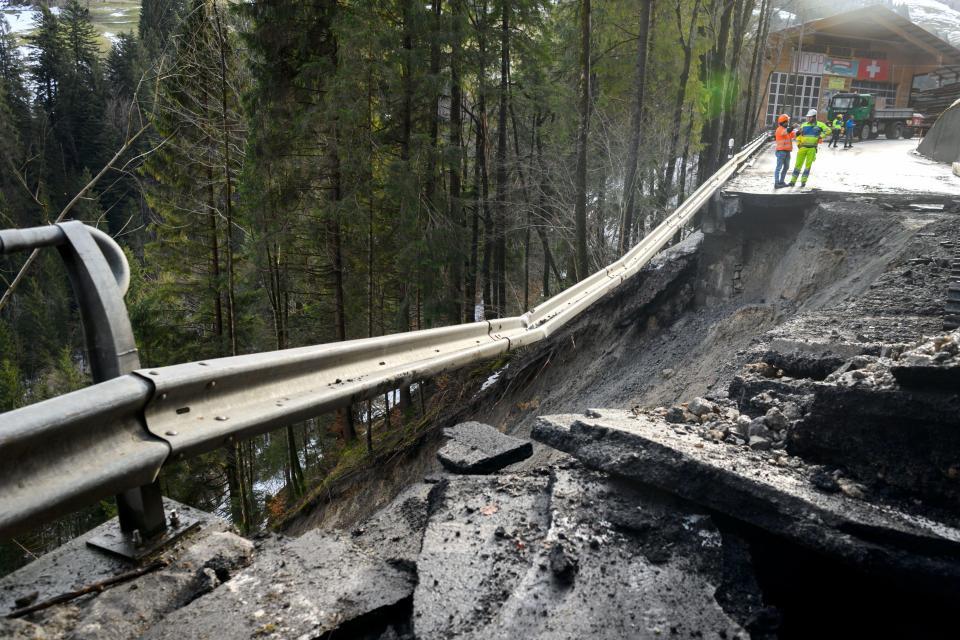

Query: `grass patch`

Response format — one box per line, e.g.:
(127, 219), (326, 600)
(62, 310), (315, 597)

(88, 0), (140, 50)
(2, 1), (141, 52)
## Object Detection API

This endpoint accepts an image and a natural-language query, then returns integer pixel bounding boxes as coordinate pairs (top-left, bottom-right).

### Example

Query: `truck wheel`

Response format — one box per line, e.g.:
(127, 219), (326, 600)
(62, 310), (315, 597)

(858, 124), (869, 141)
(885, 122), (902, 140)
(902, 126), (915, 139)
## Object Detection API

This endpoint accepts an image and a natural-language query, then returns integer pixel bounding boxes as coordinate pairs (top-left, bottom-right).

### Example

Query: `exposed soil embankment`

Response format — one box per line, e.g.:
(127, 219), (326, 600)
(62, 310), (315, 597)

(478, 199), (950, 437)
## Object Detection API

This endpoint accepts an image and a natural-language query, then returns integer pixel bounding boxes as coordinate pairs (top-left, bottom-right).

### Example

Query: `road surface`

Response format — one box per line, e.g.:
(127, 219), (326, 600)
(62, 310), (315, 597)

(725, 138), (960, 199)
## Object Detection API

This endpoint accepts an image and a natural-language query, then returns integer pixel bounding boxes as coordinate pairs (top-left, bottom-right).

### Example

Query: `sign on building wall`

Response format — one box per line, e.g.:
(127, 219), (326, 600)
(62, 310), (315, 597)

(857, 58), (890, 81)
(824, 58), (859, 78)
(792, 52), (826, 75)
(827, 77), (848, 90)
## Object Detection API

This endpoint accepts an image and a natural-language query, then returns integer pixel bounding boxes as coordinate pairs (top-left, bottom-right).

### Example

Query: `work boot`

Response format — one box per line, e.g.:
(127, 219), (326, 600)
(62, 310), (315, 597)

(774, 183), (786, 189)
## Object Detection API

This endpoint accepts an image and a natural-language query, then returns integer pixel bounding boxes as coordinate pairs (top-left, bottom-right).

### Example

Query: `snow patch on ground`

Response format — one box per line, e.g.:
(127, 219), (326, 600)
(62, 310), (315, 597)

(480, 364), (508, 392)
(1, 4), (35, 34)
(1, 2), (61, 36)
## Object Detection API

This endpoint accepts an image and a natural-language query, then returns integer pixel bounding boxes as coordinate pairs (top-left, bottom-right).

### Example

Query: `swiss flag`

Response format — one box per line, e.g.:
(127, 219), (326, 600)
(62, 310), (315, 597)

(857, 58), (889, 81)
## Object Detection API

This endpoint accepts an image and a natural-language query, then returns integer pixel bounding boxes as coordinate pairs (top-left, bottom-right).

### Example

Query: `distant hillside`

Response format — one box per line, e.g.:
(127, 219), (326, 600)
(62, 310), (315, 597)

(776, 0), (960, 48)
(896, 0), (960, 46)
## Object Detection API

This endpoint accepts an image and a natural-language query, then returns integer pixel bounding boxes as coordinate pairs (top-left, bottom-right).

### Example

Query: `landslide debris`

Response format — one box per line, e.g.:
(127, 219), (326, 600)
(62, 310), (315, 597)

(533, 409), (960, 590)
(413, 469), (750, 640)
(436, 421), (533, 474)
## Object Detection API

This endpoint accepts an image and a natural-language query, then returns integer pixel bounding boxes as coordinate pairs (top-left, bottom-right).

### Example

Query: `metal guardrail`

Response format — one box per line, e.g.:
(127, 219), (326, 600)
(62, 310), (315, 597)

(0, 135), (767, 542)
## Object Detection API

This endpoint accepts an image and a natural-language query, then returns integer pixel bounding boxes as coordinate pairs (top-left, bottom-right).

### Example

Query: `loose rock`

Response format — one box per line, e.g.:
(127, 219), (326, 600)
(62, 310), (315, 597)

(437, 421), (533, 474)
(688, 397), (717, 417)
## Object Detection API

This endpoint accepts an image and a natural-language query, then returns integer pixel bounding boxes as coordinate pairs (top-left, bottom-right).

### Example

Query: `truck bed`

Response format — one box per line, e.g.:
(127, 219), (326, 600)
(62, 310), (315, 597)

(874, 108), (914, 120)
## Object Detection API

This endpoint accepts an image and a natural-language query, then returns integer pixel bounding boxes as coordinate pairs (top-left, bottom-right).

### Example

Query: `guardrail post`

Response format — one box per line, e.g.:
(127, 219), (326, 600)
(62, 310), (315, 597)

(0, 222), (168, 546)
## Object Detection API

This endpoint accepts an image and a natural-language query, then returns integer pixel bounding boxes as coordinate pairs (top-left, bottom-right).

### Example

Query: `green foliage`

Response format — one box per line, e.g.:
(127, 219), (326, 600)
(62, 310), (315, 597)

(0, 358), (23, 411)
(140, 0), (185, 58)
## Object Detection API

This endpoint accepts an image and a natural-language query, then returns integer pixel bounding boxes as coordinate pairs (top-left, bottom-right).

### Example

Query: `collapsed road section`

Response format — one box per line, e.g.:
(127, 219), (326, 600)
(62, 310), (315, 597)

(3, 167), (960, 638)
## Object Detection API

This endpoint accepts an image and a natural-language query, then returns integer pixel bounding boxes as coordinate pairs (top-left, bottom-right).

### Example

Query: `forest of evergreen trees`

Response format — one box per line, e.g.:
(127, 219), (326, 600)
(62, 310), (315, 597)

(0, 0), (774, 571)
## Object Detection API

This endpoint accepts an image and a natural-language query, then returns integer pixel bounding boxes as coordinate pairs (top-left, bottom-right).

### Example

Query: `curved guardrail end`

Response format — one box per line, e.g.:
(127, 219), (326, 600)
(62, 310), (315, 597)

(84, 225), (132, 297)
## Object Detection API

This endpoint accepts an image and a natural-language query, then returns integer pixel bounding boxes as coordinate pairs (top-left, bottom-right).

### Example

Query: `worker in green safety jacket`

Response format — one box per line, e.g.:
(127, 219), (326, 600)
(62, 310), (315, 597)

(789, 109), (830, 188)
(829, 114), (843, 148)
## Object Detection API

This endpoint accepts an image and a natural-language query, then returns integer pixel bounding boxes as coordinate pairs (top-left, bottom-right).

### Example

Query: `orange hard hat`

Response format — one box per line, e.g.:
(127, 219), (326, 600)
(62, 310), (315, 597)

(778, 114), (789, 124)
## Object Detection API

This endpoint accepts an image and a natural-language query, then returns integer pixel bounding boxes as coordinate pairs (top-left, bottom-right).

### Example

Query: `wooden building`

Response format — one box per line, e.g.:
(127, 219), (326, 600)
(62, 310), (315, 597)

(760, 6), (960, 127)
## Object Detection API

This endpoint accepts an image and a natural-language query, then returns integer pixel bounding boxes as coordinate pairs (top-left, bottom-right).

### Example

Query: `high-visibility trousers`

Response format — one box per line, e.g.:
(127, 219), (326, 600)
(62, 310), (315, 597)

(791, 147), (817, 184)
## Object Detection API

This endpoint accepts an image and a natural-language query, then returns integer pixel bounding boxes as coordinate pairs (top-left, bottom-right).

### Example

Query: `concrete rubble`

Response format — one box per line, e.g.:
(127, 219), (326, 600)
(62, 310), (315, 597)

(533, 409), (960, 591)
(436, 421), (533, 474)
(731, 328), (960, 511)
(141, 529), (416, 640)
(414, 469), (751, 639)
(2, 467), (767, 640)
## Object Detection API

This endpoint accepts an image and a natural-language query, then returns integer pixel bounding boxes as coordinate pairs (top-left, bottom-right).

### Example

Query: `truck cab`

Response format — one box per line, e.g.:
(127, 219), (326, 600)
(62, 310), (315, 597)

(828, 93), (873, 124)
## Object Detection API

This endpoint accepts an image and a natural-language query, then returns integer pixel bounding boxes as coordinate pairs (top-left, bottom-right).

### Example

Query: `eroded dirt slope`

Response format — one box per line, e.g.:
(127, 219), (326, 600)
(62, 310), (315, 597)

(476, 200), (955, 438)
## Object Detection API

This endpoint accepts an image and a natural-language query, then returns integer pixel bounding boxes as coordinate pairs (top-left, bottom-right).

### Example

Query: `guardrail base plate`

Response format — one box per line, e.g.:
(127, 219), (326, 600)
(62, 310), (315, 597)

(86, 511), (203, 561)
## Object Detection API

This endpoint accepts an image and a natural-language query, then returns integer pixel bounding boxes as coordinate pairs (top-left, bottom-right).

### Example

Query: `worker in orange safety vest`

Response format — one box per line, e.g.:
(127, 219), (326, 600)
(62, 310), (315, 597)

(773, 113), (796, 189)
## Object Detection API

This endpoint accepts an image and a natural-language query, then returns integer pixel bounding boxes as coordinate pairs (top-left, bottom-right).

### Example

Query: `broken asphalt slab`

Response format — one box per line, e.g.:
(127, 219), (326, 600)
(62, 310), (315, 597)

(437, 421), (533, 474)
(532, 410), (960, 591)
(413, 469), (750, 639)
(140, 528), (415, 640)
(0, 499), (221, 616)
(62, 532), (254, 640)
(350, 480), (442, 566)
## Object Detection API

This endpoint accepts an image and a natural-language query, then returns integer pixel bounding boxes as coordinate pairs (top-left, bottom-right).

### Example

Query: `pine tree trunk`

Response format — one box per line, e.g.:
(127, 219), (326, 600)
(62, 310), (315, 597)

(595, 169), (606, 265)
(534, 118), (560, 295)
(286, 424), (304, 497)
(720, 0), (753, 156)
(224, 441), (246, 531)
(573, 0), (591, 282)
(619, 0), (652, 255)
(212, 0), (237, 358)
(330, 215), (356, 440)
(740, 0), (771, 142)
(208, 193), (224, 340)
(660, 0), (701, 204)
(397, 0), (414, 408)
(401, 0), (413, 164)
(493, 0), (510, 317)
(449, 0), (464, 323)
(508, 105), (531, 309)
(466, 125), (480, 323)
(425, 0), (442, 209)
(330, 137), (356, 440)
(701, 0), (735, 182)
(477, 0), (492, 319)
(678, 102), (696, 201)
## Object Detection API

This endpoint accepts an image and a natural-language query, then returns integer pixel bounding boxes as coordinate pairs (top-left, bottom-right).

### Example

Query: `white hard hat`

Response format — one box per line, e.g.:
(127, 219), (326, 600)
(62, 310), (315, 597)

(806, 108), (817, 117)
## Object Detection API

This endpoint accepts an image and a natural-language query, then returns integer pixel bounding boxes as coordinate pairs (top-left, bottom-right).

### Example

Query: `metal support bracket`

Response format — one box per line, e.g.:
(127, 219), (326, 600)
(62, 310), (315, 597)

(86, 506), (203, 561)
